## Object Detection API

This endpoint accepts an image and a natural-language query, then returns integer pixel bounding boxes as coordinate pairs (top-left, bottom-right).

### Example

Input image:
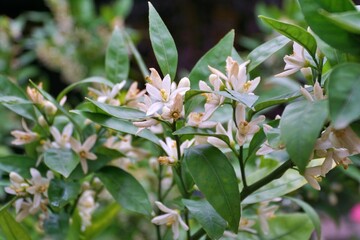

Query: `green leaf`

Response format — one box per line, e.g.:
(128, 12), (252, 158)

(148, 2), (178, 80)
(320, 10), (360, 34)
(43, 212), (70, 240)
(48, 179), (81, 209)
(216, 90), (258, 108)
(105, 26), (130, 83)
(188, 31), (234, 89)
(96, 166), (152, 216)
(285, 197), (321, 240)
(44, 148), (80, 178)
(86, 98), (146, 120)
(183, 199), (226, 240)
(0, 210), (31, 240)
(328, 63), (360, 129)
(56, 77), (113, 102)
(173, 126), (230, 146)
(280, 100), (328, 173)
(184, 145), (240, 232)
(247, 35), (290, 72)
(71, 110), (160, 145)
(298, 0), (360, 54)
(259, 16), (317, 60)
(0, 155), (37, 178)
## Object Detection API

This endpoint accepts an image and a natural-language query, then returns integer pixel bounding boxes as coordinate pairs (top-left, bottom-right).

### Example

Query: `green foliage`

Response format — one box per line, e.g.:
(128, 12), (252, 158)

(48, 179), (81, 209)
(44, 148), (80, 178)
(0, 210), (31, 240)
(0, 155), (37, 178)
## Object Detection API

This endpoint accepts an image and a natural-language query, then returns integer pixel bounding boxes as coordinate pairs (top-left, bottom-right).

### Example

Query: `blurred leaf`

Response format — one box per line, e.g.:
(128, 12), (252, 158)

(320, 10), (360, 34)
(48, 179), (81, 209)
(148, 2), (178, 80)
(96, 166), (152, 216)
(328, 63), (360, 129)
(188, 30), (234, 89)
(280, 100), (328, 173)
(184, 145), (240, 232)
(0, 210), (31, 240)
(259, 16), (317, 60)
(183, 199), (226, 240)
(299, 0), (360, 54)
(86, 98), (146, 120)
(44, 148), (80, 178)
(43, 212), (70, 240)
(68, 0), (95, 24)
(286, 197), (321, 240)
(114, 0), (134, 18)
(105, 27), (130, 83)
(247, 35), (290, 72)
(0, 155), (36, 178)
(173, 126), (230, 146)
(71, 110), (160, 145)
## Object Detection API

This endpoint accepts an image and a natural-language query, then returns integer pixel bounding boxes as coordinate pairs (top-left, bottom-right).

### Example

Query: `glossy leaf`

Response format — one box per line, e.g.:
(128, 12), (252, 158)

(48, 179), (81, 209)
(86, 98), (146, 120)
(173, 126), (230, 146)
(286, 197), (321, 240)
(188, 31), (234, 89)
(216, 90), (258, 108)
(148, 2), (178, 80)
(105, 26), (129, 83)
(299, 0), (360, 54)
(44, 148), (80, 178)
(183, 199), (226, 240)
(96, 166), (152, 216)
(320, 10), (360, 34)
(247, 35), (290, 72)
(0, 210), (31, 240)
(280, 100), (328, 173)
(0, 155), (37, 178)
(71, 110), (160, 145)
(259, 16), (317, 60)
(328, 63), (360, 129)
(184, 145), (240, 232)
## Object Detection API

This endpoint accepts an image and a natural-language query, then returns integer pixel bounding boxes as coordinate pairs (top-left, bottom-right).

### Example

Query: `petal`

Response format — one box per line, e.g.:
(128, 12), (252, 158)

(50, 127), (61, 143)
(199, 80), (211, 91)
(162, 75), (171, 95)
(70, 137), (81, 152)
(80, 158), (89, 174)
(83, 135), (97, 150)
(154, 201), (174, 214)
(178, 77), (190, 88)
(235, 104), (246, 126)
(146, 102), (164, 116)
(63, 123), (74, 138)
(30, 168), (42, 184)
(172, 222), (180, 239)
(146, 84), (162, 101)
(151, 214), (172, 225)
(208, 65), (228, 81)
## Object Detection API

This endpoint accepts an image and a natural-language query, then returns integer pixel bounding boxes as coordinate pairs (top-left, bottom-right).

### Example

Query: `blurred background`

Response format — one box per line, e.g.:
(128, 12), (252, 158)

(0, 0), (360, 239)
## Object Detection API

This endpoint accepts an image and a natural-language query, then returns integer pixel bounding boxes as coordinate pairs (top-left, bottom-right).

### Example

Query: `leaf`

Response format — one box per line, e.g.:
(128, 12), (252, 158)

(320, 10), (360, 34)
(56, 77), (113, 102)
(148, 2), (178, 80)
(68, 0), (95, 24)
(0, 155), (37, 178)
(43, 212), (70, 240)
(71, 110), (160, 145)
(173, 126), (230, 146)
(44, 148), (80, 178)
(280, 100), (328, 173)
(247, 35), (290, 72)
(105, 26), (130, 83)
(328, 63), (360, 129)
(259, 16), (317, 60)
(298, 0), (360, 54)
(285, 197), (321, 240)
(0, 210), (31, 240)
(96, 166), (152, 216)
(48, 179), (81, 209)
(183, 199), (226, 240)
(188, 31), (234, 89)
(184, 145), (240, 232)
(86, 98), (146, 120)
(216, 90), (258, 108)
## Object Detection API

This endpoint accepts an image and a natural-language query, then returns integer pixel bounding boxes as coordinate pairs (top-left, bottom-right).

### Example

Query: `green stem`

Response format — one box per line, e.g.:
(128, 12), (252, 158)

(157, 164), (163, 202)
(190, 228), (206, 240)
(241, 160), (294, 201)
(161, 181), (175, 200)
(238, 146), (247, 188)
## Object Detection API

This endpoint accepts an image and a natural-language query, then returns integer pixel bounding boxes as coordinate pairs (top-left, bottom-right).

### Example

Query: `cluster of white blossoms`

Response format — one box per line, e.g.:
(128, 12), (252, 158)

(5, 169), (53, 221)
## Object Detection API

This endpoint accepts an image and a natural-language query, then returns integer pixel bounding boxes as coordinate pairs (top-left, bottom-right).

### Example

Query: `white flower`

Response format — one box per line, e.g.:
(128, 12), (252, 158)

(235, 104), (265, 146)
(256, 124), (285, 156)
(303, 166), (323, 190)
(124, 82), (146, 108)
(50, 123), (73, 148)
(78, 190), (98, 231)
(207, 120), (235, 149)
(275, 42), (309, 78)
(26, 83), (44, 104)
(151, 201), (189, 240)
(88, 81), (126, 106)
(199, 76), (224, 116)
(187, 112), (217, 129)
(257, 201), (279, 235)
(5, 172), (29, 196)
(300, 82), (325, 102)
(14, 198), (33, 222)
(11, 119), (38, 145)
(70, 135), (97, 174)
(158, 137), (193, 165)
(161, 94), (184, 122)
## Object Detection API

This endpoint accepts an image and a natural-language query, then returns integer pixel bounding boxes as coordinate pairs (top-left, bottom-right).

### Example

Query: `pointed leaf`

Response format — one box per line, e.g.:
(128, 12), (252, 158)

(44, 148), (80, 178)
(320, 10), (360, 34)
(184, 145), (240, 232)
(148, 2), (178, 80)
(183, 199), (226, 240)
(105, 26), (129, 83)
(96, 166), (152, 216)
(218, 90), (259, 108)
(0, 155), (37, 178)
(280, 100), (328, 173)
(188, 31), (234, 89)
(0, 210), (31, 240)
(48, 179), (81, 209)
(328, 63), (360, 129)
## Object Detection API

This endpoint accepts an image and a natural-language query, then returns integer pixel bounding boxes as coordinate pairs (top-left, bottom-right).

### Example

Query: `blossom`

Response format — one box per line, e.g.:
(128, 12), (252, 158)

(275, 42), (309, 78)
(187, 112), (217, 129)
(199, 75), (224, 116)
(207, 120), (235, 149)
(14, 198), (34, 222)
(78, 190), (98, 231)
(5, 172), (29, 196)
(161, 94), (184, 122)
(11, 119), (38, 145)
(151, 201), (189, 240)
(257, 201), (279, 234)
(158, 137), (193, 165)
(124, 81), (146, 108)
(303, 166), (323, 190)
(256, 124), (285, 155)
(300, 81), (325, 102)
(50, 123), (73, 148)
(27, 83), (44, 104)
(209, 57), (260, 93)
(70, 135), (97, 174)
(235, 104), (265, 146)
(88, 81), (126, 106)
